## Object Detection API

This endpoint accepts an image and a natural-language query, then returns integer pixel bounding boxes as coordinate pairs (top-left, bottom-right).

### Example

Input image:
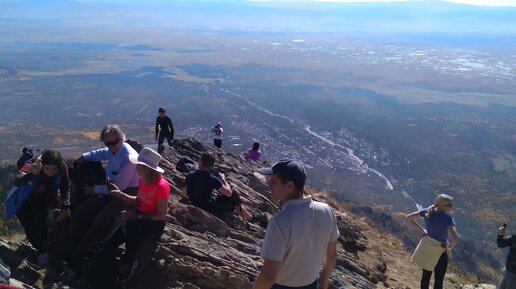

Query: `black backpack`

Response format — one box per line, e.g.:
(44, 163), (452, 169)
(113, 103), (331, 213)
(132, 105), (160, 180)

(176, 157), (196, 174)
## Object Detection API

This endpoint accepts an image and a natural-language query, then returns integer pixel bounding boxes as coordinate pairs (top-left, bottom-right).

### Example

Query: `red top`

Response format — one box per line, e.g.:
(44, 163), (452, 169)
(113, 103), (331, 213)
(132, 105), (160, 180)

(137, 176), (170, 213)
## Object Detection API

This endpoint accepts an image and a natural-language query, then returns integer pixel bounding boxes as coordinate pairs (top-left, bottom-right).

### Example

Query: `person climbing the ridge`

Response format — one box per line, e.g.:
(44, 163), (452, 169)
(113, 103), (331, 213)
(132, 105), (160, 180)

(253, 159), (339, 289)
(496, 223), (516, 289)
(155, 107), (175, 154)
(247, 142), (262, 162)
(186, 152), (254, 222)
(406, 194), (460, 289)
(107, 147), (171, 282)
(212, 122), (223, 149)
(67, 125), (139, 262)
(14, 149), (70, 267)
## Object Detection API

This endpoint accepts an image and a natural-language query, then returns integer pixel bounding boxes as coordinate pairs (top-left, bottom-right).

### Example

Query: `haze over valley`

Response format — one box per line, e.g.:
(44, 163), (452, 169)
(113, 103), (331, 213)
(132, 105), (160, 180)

(1, 0), (515, 281)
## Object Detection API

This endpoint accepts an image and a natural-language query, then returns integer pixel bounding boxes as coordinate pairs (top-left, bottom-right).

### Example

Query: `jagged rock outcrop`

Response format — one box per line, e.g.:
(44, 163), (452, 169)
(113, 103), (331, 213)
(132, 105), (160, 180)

(0, 138), (490, 289)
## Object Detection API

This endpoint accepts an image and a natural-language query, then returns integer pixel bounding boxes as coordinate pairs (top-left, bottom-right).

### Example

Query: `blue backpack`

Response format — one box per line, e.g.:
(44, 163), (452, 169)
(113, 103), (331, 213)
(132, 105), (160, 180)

(5, 175), (61, 220)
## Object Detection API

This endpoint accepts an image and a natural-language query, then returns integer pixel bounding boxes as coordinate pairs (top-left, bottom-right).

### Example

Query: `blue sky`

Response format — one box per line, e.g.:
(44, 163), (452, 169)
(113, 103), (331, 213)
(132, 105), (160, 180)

(69, 0), (516, 7)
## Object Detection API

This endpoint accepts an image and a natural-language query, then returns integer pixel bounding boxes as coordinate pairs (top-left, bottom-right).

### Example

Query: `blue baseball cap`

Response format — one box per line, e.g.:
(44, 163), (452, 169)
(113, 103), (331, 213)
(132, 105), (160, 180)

(259, 159), (306, 183)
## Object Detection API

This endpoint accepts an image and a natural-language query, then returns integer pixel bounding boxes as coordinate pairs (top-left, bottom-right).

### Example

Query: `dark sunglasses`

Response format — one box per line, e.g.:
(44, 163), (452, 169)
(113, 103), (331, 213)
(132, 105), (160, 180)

(445, 203), (453, 208)
(104, 138), (120, 147)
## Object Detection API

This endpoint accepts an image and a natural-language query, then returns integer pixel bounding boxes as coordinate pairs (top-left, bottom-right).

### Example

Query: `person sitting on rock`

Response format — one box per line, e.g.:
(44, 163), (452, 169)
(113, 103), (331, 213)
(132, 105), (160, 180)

(247, 142), (262, 162)
(186, 152), (253, 222)
(108, 147), (170, 282)
(14, 149), (70, 267)
(67, 125), (139, 261)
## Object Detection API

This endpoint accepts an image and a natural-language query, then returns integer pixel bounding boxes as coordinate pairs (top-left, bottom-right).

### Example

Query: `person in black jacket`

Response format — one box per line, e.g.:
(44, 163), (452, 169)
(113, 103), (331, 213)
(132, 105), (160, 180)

(155, 107), (174, 154)
(497, 225), (516, 289)
(15, 149), (70, 267)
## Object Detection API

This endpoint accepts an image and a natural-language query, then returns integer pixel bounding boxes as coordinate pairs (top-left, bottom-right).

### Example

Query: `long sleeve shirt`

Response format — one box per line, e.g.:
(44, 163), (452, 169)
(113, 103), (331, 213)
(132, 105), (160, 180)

(155, 116), (174, 138)
(14, 161), (70, 209)
(82, 142), (139, 194)
(498, 234), (516, 274)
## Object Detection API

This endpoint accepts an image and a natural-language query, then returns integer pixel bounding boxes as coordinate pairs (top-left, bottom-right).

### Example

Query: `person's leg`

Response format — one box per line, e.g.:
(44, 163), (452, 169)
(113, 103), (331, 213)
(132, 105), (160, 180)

(75, 197), (125, 254)
(214, 139), (222, 148)
(158, 133), (165, 154)
(420, 269), (432, 289)
(165, 134), (173, 146)
(497, 269), (506, 289)
(16, 197), (48, 253)
(124, 219), (165, 260)
(68, 196), (111, 254)
(433, 252), (448, 289)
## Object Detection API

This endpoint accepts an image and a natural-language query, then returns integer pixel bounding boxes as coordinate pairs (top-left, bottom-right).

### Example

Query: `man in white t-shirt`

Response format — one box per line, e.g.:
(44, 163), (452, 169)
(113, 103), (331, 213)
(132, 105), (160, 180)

(253, 159), (340, 289)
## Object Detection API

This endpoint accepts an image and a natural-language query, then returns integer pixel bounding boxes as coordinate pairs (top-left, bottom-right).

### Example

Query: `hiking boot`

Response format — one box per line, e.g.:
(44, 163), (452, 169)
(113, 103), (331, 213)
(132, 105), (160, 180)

(118, 259), (138, 283)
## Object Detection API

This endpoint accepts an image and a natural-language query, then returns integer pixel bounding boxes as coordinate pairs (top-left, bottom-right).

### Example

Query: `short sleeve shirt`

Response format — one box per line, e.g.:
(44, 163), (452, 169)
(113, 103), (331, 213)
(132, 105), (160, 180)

(260, 196), (340, 287)
(137, 176), (170, 213)
(419, 207), (456, 243)
(185, 170), (223, 211)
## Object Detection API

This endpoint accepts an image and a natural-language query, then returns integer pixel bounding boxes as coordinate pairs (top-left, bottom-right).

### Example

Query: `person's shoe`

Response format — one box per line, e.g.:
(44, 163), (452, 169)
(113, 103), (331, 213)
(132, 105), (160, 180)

(37, 252), (51, 267)
(250, 213), (269, 228)
(118, 259), (138, 283)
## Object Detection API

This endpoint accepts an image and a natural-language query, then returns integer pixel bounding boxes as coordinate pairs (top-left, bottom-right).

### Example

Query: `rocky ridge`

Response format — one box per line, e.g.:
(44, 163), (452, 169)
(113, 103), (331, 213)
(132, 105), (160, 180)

(0, 138), (490, 289)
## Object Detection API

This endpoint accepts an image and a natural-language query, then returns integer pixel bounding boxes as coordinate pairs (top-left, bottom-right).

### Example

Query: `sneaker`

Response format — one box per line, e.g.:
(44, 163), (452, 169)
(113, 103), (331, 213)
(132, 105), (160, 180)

(118, 259), (138, 283)
(37, 252), (51, 267)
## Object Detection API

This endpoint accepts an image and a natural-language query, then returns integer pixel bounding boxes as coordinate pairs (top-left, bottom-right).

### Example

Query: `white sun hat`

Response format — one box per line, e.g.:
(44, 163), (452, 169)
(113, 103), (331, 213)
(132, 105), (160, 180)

(129, 147), (164, 173)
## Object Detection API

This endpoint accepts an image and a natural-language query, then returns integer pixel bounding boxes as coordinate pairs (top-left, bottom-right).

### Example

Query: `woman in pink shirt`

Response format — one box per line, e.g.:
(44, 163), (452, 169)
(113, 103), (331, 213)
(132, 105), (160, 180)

(247, 142), (262, 162)
(109, 147), (170, 282)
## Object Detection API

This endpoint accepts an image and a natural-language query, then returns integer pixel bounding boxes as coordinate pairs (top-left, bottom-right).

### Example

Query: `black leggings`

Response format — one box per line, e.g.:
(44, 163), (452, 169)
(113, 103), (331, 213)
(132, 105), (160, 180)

(111, 218), (165, 260)
(16, 194), (49, 253)
(421, 252), (448, 289)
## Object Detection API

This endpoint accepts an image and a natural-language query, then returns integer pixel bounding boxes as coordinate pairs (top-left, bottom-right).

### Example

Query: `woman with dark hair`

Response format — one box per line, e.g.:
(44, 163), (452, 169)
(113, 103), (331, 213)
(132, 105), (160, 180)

(14, 149), (70, 266)
(247, 142), (262, 162)
(406, 194), (460, 289)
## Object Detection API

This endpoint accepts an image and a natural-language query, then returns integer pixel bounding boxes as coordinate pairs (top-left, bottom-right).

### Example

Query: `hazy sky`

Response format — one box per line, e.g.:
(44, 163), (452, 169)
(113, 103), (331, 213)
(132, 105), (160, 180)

(69, 0), (516, 7)
(254, 0), (516, 6)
